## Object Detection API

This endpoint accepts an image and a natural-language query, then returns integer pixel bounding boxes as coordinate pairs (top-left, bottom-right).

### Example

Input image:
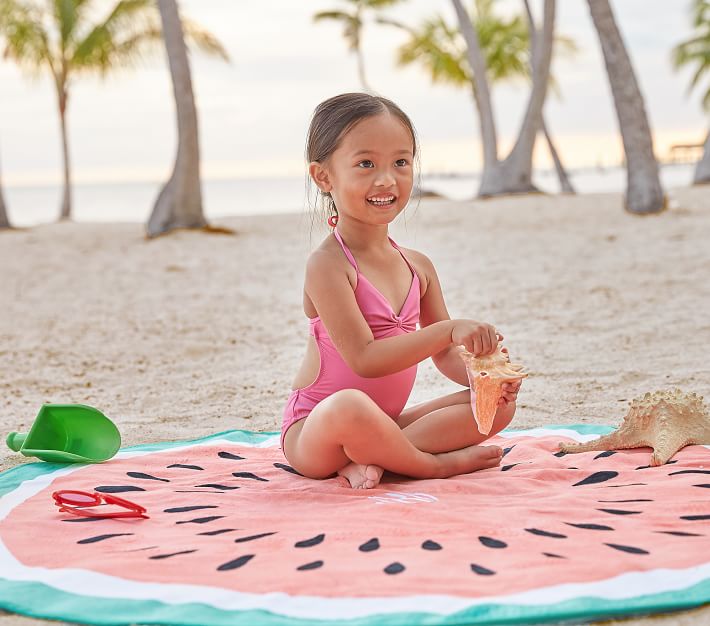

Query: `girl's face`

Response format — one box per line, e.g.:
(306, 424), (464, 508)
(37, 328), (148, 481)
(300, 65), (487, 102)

(310, 113), (414, 226)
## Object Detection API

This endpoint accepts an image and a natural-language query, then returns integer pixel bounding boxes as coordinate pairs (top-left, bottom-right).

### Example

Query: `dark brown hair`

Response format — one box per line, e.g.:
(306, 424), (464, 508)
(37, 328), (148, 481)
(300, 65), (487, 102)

(305, 93), (419, 226)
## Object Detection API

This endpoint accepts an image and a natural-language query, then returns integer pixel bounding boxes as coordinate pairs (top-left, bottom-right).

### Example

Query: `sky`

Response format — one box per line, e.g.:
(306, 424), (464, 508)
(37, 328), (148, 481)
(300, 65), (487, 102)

(0, 0), (707, 186)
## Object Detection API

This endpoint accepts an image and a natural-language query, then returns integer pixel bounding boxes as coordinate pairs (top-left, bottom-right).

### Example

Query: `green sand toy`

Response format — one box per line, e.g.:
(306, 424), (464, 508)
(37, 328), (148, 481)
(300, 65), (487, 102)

(6, 404), (121, 463)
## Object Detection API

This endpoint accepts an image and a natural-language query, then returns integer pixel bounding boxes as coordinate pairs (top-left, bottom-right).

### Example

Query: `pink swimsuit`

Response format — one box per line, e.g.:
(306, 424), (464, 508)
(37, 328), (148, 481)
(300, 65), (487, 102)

(280, 229), (420, 449)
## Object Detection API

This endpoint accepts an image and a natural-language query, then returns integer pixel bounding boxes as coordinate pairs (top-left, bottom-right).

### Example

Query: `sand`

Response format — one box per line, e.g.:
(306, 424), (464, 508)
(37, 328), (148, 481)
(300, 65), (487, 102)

(1, 187), (709, 625)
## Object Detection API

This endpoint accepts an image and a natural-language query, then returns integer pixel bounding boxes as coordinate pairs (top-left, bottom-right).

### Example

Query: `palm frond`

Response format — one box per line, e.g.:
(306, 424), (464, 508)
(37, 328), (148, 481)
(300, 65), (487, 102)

(67, 0), (227, 77)
(0, 1), (55, 78)
(673, 1), (710, 110)
(313, 10), (352, 23)
(181, 18), (229, 62)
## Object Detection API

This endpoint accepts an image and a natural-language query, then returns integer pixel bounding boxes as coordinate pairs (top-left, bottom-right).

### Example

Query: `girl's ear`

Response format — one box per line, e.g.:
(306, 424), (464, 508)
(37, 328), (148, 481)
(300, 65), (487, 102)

(309, 161), (332, 193)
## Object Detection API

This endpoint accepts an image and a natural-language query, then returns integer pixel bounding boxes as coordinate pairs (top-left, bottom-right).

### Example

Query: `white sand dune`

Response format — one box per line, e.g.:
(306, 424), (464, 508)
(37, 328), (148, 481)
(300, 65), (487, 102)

(0, 187), (708, 625)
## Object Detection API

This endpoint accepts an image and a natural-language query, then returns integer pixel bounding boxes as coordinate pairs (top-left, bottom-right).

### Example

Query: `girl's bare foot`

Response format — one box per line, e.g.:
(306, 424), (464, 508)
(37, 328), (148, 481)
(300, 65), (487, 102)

(435, 445), (502, 478)
(337, 462), (384, 489)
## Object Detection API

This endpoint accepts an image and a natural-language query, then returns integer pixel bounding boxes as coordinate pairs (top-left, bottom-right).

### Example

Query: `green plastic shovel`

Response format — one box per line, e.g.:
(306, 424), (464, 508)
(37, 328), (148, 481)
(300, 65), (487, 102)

(6, 404), (121, 463)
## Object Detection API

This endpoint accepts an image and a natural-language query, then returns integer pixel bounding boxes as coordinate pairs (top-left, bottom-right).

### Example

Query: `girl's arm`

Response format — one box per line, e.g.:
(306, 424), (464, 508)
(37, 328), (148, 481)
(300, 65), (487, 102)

(305, 248), (495, 379)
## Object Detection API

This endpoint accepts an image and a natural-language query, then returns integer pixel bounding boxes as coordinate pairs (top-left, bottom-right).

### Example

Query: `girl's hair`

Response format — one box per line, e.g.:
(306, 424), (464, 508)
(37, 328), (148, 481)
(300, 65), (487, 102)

(305, 92), (419, 228)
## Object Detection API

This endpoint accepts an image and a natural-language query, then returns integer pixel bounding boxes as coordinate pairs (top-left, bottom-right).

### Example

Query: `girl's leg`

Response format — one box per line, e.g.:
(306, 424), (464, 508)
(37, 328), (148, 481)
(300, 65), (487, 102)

(283, 388), (502, 489)
(398, 389), (516, 454)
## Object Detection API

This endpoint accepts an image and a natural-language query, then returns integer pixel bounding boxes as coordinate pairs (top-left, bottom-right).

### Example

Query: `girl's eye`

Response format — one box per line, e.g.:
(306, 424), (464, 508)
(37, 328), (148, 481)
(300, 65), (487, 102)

(395, 159), (409, 167)
(357, 160), (374, 168)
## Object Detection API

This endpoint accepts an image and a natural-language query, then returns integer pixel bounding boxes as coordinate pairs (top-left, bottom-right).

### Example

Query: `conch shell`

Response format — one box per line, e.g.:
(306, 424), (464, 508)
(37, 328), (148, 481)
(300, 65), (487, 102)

(459, 344), (527, 435)
(558, 389), (710, 465)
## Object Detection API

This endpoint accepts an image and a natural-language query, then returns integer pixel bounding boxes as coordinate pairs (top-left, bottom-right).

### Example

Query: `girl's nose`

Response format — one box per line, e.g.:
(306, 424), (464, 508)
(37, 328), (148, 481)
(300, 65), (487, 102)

(375, 170), (396, 186)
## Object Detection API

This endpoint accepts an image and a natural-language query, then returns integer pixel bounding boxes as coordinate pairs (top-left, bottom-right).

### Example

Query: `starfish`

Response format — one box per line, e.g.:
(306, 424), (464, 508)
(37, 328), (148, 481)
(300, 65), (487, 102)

(459, 344), (527, 435)
(559, 389), (710, 466)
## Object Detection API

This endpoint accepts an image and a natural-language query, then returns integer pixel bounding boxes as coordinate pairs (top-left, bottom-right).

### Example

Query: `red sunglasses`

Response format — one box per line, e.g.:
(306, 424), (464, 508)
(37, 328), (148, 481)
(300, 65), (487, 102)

(52, 490), (149, 519)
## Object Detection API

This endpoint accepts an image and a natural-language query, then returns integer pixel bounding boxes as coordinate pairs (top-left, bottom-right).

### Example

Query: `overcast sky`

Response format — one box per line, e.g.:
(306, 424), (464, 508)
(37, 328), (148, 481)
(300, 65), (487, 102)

(0, 0), (706, 186)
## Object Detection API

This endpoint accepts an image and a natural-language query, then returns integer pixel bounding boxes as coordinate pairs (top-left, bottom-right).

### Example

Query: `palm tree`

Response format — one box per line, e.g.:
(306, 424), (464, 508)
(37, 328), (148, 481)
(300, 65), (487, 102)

(586, 0), (665, 214)
(0, 0), (227, 221)
(314, 0), (403, 92)
(672, 0), (710, 184)
(381, 0), (576, 194)
(147, 0), (209, 237)
(449, 0), (556, 196)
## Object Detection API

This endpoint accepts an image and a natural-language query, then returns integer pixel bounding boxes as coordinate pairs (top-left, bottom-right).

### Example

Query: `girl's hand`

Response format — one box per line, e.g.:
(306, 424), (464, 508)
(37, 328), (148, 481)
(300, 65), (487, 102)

(498, 379), (522, 407)
(450, 320), (500, 356)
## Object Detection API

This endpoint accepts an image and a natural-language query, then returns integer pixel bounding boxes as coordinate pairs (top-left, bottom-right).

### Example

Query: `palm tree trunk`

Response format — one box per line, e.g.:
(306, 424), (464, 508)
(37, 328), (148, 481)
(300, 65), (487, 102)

(450, 0), (499, 188)
(148, 0), (207, 238)
(542, 116), (575, 193)
(693, 130), (710, 184)
(524, 0), (575, 194)
(587, 0), (665, 214)
(0, 148), (10, 229)
(496, 0), (555, 194)
(58, 89), (72, 220)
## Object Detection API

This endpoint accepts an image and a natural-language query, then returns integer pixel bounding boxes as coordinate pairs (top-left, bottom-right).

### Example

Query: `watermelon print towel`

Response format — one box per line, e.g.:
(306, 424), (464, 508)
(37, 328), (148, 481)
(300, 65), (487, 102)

(1, 425), (709, 626)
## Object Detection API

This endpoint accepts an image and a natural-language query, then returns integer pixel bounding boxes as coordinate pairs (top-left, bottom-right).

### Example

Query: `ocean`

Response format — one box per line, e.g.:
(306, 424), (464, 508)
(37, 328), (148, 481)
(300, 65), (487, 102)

(2, 162), (696, 227)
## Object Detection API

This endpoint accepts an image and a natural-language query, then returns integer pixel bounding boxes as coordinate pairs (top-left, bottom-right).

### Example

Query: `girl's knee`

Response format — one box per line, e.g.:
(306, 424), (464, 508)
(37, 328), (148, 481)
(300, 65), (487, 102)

(324, 389), (384, 430)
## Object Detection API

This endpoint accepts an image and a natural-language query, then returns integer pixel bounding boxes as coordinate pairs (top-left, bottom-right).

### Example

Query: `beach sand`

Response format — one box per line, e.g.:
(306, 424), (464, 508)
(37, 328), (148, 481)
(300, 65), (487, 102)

(1, 187), (709, 625)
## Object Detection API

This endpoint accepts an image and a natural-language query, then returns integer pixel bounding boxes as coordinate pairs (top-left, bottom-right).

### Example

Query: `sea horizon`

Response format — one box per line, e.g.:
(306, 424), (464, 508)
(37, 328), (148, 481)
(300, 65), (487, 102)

(2, 162), (696, 227)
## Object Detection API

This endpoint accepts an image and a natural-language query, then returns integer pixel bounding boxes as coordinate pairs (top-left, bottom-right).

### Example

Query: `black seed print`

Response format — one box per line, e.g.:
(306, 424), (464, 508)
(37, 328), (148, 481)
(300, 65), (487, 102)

(502, 463), (524, 471)
(566, 467), (579, 470)
(604, 543), (649, 555)
(274, 463), (303, 476)
(384, 562), (405, 575)
(502, 445), (515, 457)
(479, 536), (507, 549)
(593, 451), (617, 459)
(297, 561), (324, 571)
(149, 550), (198, 560)
(164, 505), (218, 513)
(681, 514), (710, 521)
(554, 451), (566, 457)
(564, 522), (614, 531)
(636, 460), (677, 470)
(61, 517), (104, 523)
(421, 540), (442, 550)
(606, 483), (647, 488)
(525, 528), (567, 539)
(195, 484), (240, 490)
(218, 554), (255, 571)
(295, 534), (325, 548)
(572, 471), (619, 486)
(543, 553), (566, 559)
(176, 516), (226, 525)
(597, 499), (652, 503)
(175, 490), (227, 494)
(694, 483), (710, 488)
(124, 546), (158, 552)
(669, 469), (710, 476)
(218, 451), (245, 460)
(597, 508), (641, 516)
(95, 485), (146, 493)
(78, 533), (133, 544)
(655, 531), (704, 537)
(359, 538), (380, 552)
(234, 532), (278, 543)
(126, 472), (170, 482)
(470, 563), (496, 575)
(198, 529), (239, 536)
(232, 472), (268, 482)
(167, 464), (204, 470)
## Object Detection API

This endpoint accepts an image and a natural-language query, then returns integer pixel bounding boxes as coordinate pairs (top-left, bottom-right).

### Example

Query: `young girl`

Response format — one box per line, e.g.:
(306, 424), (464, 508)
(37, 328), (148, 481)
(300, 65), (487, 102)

(282, 93), (522, 489)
